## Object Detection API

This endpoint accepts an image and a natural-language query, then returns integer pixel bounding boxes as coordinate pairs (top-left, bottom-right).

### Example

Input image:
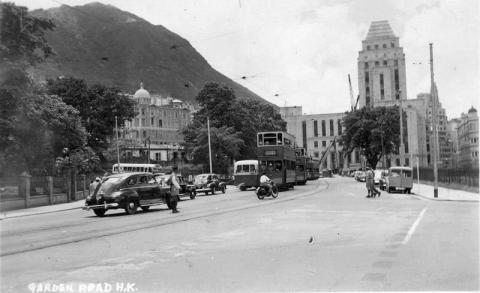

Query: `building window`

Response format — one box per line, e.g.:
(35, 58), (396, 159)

(322, 141), (326, 147)
(366, 96), (371, 106)
(383, 60), (387, 66)
(314, 152), (319, 158)
(366, 86), (370, 94)
(383, 44), (387, 48)
(151, 117), (154, 126)
(364, 62), (369, 69)
(314, 141), (318, 148)
(380, 73), (385, 99)
(375, 61), (379, 66)
(338, 119), (342, 135)
(391, 42), (395, 48)
(143, 130), (146, 138)
(321, 120), (326, 136)
(367, 45), (370, 50)
(159, 120), (163, 127)
(329, 119), (334, 136)
(141, 118), (145, 126)
(134, 118), (139, 127)
(365, 72), (369, 83)
(141, 108), (145, 115)
(314, 120), (318, 137)
(375, 44), (379, 49)
(394, 60), (398, 66)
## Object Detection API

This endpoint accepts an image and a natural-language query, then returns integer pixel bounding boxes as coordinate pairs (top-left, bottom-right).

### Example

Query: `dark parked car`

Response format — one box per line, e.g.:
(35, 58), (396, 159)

(194, 173), (226, 195)
(83, 172), (172, 217)
(154, 174), (197, 200)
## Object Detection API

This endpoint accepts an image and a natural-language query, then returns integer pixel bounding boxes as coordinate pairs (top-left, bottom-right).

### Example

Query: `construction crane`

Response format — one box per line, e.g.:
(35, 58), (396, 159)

(348, 74), (360, 111)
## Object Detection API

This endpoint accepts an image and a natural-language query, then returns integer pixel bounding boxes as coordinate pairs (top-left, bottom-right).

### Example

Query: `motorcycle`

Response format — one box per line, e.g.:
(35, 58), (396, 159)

(255, 181), (279, 200)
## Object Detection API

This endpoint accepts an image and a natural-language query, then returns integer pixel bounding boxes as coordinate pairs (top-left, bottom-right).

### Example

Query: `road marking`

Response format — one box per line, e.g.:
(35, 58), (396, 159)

(402, 206), (427, 245)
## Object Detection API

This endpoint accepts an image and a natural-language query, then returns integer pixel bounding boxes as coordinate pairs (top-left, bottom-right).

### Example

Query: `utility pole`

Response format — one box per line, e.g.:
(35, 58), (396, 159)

(207, 117), (213, 173)
(115, 116), (120, 169)
(430, 43), (439, 198)
(399, 91), (405, 166)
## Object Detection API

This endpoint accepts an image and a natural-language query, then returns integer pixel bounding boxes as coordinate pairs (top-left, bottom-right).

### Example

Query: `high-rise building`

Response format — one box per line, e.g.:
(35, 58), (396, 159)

(357, 21), (428, 167)
(357, 20), (407, 108)
(457, 107), (479, 168)
(417, 85), (453, 168)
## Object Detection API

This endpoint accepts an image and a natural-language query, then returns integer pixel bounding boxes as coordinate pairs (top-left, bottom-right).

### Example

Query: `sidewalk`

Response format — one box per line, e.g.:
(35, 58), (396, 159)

(0, 200), (85, 220)
(412, 182), (479, 202)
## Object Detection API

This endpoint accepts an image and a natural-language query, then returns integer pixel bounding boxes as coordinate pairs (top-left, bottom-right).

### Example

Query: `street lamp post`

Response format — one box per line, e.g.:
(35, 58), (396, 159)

(398, 90), (405, 166)
(429, 43), (439, 198)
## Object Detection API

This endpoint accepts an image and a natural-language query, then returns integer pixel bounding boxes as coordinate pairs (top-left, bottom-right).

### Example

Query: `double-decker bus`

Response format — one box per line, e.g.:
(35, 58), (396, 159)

(295, 147), (307, 185)
(306, 158), (320, 180)
(257, 131), (296, 189)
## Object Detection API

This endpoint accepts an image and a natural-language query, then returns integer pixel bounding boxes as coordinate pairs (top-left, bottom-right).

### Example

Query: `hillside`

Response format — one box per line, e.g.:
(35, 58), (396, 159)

(31, 2), (265, 103)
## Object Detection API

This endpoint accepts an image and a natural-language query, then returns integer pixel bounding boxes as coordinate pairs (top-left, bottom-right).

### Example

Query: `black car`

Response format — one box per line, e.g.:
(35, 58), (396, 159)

(154, 174), (197, 200)
(83, 172), (172, 217)
(193, 173), (226, 195)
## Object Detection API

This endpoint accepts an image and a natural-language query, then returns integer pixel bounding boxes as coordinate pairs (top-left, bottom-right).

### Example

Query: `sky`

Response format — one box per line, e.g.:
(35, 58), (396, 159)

(15, 0), (479, 118)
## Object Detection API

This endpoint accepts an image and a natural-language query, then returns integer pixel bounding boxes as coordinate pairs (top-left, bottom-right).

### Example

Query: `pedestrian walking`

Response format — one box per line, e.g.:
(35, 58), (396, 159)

(365, 168), (374, 197)
(167, 166), (181, 213)
(366, 168), (381, 198)
(89, 177), (101, 195)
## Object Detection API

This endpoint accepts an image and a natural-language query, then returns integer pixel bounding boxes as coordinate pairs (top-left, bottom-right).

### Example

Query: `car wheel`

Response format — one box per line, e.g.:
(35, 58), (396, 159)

(221, 186), (226, 194)
(125, 199), (138, 215)
(407, 188), (412, 194)
(190, 191), (196, 200)
(257, 193), (264, 200)
(239, 186), (246, 191)
(141, 206), (150, 212)
(211, 187), (216, 195)
(387, 187), (392, 193)
(94, 209), (106, 217)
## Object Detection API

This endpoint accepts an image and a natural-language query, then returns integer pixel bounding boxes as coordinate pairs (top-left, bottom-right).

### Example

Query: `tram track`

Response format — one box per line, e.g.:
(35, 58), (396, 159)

(1, 180), (329, 257)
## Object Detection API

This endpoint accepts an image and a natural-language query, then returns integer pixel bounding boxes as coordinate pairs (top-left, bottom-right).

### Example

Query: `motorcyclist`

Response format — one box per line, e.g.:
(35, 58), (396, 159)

(259, 172), (273, 194)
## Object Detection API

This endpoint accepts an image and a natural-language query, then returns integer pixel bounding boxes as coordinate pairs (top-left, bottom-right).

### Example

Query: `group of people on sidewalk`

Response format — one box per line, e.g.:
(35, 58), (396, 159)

(365, 167), (381, 198)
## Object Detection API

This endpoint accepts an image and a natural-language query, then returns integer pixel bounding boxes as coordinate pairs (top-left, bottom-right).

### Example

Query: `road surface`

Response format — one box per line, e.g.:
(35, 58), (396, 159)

(1, 177), (478, 292)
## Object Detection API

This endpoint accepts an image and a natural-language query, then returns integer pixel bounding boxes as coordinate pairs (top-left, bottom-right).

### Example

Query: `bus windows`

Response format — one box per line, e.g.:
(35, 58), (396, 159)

(242, 165), (249, 173)
(250, 164), (256, 173)
(277, 133), (283, 145)
(258, 134), (263, 146)
(274, 160), (282, 171)
(264, 133), (277, 145)
(236, 165), (242, 173)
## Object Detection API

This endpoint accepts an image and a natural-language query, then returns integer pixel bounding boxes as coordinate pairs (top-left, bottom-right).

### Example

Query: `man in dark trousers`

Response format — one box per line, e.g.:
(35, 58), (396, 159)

(167, 166), (181, 213)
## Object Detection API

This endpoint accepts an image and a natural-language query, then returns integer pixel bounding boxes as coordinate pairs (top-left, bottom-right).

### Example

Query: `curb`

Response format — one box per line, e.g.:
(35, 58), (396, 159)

(0, 205), (83, 220)
(409, 193), (479, 203)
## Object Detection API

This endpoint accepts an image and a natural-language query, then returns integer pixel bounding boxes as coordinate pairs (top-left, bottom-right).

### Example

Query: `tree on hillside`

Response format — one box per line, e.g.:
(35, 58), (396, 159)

(46, 77), (137, 151)
(339, 106), (402, 169)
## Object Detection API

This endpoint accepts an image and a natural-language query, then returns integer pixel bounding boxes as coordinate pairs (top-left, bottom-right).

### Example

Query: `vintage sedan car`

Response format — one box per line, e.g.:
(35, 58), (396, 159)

(83, 172), (172, 217)
(154, 174), (197, 200)
(194, 173), (226, 195)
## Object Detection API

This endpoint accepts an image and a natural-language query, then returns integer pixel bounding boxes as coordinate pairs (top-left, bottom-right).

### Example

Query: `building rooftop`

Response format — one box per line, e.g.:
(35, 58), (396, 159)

(468, 106), (477, 113)
(365, 20), (396, 40)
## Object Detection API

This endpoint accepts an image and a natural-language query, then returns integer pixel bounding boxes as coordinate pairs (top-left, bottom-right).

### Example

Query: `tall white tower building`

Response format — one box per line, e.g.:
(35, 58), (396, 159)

(357, 20), (407, 108)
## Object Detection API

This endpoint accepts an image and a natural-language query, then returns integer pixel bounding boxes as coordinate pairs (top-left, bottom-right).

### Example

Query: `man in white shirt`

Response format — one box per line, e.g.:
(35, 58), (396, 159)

(260, 172), (272, 194)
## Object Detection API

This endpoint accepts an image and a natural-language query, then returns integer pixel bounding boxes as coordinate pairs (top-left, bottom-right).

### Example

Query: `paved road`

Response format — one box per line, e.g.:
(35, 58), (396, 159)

(1, 177), (478, 292)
